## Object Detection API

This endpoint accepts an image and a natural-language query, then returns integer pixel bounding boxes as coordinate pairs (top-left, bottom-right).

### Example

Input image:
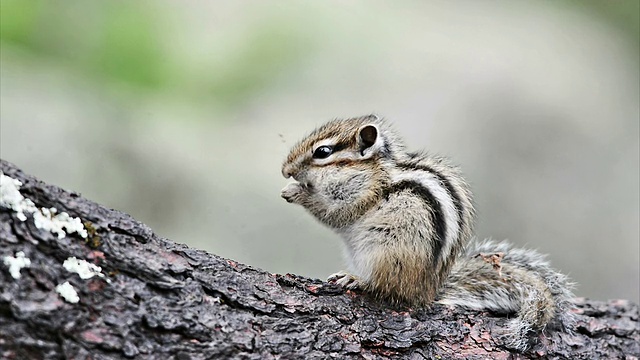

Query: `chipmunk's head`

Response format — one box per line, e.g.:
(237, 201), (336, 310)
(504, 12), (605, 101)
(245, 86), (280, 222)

(281, 115), (402, 228)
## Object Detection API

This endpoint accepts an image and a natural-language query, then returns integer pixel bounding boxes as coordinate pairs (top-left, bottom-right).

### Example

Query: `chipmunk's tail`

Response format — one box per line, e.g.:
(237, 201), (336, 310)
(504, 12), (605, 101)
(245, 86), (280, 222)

(437, 239), (576, 351)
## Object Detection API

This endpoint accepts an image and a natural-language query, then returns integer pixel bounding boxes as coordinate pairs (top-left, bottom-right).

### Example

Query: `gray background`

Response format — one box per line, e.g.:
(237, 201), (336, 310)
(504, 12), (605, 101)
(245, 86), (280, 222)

(1, 1), (638, 302)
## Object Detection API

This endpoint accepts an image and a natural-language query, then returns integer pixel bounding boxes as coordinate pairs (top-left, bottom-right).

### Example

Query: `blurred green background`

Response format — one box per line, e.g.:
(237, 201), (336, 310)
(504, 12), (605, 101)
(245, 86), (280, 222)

(1, 1), (638, 302)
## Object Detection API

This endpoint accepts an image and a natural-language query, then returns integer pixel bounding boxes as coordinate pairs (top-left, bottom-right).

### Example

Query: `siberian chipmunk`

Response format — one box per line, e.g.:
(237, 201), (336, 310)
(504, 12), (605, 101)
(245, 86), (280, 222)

(281, 115), (575, 350)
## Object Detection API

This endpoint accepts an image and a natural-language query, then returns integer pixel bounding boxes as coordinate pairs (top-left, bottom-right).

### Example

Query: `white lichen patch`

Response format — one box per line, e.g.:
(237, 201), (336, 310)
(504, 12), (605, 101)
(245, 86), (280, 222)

(63, 257), (104, 279)
(3, 251), (31, 279)
(34, 207), (88, 239)
(0, 172), (87, 239)
(55, 281), (80, 303)
(0, 172), (37, 221)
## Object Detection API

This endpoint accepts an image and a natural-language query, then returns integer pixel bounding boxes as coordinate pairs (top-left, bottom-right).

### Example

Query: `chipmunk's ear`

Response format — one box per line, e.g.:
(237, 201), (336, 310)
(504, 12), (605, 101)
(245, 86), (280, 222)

(357, 124), (380, 157)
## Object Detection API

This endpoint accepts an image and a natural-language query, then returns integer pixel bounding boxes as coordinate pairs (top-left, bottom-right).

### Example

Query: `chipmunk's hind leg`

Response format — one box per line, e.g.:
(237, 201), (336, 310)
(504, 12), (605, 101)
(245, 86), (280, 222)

(469, 240), (577, 331)
(440, 239), (575, 351)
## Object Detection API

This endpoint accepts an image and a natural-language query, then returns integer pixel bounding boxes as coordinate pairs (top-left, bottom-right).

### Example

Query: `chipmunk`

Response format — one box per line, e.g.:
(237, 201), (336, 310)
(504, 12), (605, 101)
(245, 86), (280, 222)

(280, 115), (575, 351)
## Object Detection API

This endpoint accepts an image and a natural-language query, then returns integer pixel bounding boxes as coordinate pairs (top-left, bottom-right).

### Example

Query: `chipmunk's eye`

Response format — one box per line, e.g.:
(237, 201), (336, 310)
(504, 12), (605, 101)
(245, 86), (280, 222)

(312, 145), (333, 159)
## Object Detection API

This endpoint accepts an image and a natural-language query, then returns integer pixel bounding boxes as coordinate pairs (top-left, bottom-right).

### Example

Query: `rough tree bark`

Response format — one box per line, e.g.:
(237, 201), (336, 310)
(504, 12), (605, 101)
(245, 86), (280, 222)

(0, 159), (638, 360)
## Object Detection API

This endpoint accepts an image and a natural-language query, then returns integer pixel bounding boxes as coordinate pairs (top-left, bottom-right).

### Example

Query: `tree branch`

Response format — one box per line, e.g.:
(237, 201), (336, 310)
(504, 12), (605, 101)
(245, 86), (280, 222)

(1, 159), (638, 359)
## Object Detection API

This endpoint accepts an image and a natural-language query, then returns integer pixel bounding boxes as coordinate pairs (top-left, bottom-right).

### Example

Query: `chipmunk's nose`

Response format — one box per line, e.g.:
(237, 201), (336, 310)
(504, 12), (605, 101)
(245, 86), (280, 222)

(282, 165), (296, 179)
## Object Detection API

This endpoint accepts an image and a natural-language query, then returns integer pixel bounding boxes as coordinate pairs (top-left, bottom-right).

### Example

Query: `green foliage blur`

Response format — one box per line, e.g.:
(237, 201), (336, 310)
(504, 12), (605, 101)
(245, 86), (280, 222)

(2, 1), (636, 111)
(567, 0), (639, 45)
(1, 1), (314, 110)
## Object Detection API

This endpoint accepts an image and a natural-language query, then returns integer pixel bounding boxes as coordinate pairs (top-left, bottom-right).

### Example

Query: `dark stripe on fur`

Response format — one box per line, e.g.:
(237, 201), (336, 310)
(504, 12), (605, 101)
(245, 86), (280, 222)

(331, 141), (351, 153)
(396, 162), (465, 265)
(387, 180), (447, 263)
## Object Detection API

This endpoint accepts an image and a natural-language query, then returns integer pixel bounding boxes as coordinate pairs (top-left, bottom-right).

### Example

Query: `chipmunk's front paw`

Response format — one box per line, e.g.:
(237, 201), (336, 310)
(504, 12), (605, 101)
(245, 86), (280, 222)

(281, 182), (305, 203)
(328, 271), (363, 290)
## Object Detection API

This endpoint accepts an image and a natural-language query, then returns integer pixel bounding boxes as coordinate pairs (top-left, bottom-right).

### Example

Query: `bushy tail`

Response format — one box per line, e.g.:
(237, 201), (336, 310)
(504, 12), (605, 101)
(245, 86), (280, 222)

(437, 239), (576, 351)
